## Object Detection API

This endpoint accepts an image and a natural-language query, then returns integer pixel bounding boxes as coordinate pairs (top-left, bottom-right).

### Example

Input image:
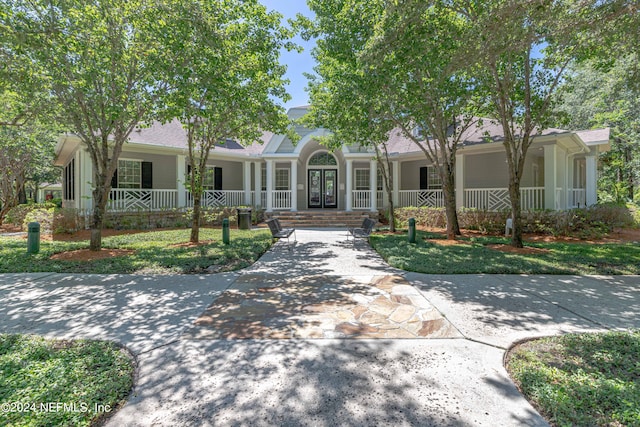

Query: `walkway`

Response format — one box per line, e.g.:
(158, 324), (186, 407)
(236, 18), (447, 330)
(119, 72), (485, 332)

(0, 228), (638, 426)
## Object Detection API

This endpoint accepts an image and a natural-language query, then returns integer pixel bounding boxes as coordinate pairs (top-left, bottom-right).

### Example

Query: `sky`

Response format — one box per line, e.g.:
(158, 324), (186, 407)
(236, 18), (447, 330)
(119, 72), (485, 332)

(260, 1), (316, 110)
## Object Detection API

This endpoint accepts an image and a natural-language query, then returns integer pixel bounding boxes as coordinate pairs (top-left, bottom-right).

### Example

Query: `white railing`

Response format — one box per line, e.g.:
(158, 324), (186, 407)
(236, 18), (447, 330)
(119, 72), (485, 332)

(108, 189), (178, 211)
(272, 191), (291, 210)
(352, 190), (371, 209)
(464, 187), (546, 211)
(399, 190), (445, 208)
(261, 191), (267, 208)
(569, 188), (586, 208)
(520, 187), (545, 210)
(185, 190), (245, 208)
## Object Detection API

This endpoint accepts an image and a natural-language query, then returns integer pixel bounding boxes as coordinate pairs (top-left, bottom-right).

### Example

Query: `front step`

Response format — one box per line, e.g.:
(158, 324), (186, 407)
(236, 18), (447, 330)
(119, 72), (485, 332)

(265, 210), (380, 228)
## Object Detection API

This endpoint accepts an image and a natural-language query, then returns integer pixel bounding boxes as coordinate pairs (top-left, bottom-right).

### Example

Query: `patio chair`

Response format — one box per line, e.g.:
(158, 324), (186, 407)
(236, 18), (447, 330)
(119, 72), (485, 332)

(347, 217), (376, 248)
(266, 218), (296, 250)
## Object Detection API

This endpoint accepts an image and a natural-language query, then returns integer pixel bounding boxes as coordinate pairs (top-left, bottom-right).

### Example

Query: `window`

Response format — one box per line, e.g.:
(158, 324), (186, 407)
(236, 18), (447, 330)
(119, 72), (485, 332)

(203, 167), (215, 190)
(118, 159), (141, 189)
(63, 159), (75, 200)
(355, 169), (370, 190)
(261, 167), (267, 191)
(309, 152), (337, 166)
(420, 166), (442, 190)
(377, 168), (384, 191)
(275, 168), (290, 190)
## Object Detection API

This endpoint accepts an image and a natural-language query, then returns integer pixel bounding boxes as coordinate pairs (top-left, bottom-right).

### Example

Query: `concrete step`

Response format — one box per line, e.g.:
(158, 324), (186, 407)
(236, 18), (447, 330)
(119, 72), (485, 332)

(265, 211), (379, 228)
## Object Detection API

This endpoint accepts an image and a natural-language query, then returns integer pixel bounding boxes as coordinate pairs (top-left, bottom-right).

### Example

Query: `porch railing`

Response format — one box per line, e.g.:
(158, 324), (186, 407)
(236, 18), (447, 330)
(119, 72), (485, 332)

(108, 189), (178, 211)
(399, 190), (445, 208)
(352, 190), (371, 209)
(272, 191), (291, 210)
(185, 190), (245, 208)
(464, 187), (547, 211)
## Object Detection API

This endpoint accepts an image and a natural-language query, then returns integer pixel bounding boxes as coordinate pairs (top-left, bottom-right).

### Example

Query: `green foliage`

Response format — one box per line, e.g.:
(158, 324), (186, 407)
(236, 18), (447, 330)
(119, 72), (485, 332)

(370, 231), (640, 275)
(394, 204), (636, 237)
(0, 334), (134, 427)
(507, 331), (640, 427)
(5, 203), (56, 228)
(0, 228), (272, 274)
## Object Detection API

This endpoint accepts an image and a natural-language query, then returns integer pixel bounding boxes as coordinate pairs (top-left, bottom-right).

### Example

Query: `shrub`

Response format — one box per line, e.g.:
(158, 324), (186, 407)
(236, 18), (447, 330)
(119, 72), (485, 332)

(5, 203), (57, 229)
(394, 204), (637, 237)
(23, 206), (56, 232)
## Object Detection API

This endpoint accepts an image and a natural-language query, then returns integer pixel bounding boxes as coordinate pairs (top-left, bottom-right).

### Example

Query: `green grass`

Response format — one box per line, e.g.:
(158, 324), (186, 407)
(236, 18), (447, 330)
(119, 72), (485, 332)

(370, 231), (640, 274)
(0, 334), (135, 427)
(0, 228), (272, 274)
(506, 331), (640, 427)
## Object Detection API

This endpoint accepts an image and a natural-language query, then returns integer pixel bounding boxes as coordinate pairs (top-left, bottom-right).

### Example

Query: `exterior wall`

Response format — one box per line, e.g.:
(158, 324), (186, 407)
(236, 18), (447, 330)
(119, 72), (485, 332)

(204, 158), (244, 191)
(464, 152), (509, 188)
(118, 151), (178, 189)
(521, 155), (544, 187)
(399, 159), (428, 190)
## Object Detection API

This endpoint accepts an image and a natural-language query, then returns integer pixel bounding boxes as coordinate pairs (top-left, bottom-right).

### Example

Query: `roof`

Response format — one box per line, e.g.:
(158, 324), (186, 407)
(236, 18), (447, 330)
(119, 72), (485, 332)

(56, 109), (611, 161)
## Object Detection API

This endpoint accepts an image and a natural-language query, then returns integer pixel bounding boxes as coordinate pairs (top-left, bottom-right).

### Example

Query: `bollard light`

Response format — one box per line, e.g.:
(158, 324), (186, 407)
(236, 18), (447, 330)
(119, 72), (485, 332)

(408, 217), (416, 244)
(222, 218), (230, 245)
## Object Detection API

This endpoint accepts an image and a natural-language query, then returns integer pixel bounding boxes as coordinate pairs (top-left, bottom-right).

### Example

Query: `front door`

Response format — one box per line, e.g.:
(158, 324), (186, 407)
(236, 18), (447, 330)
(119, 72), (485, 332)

(308, 169), (337, 208)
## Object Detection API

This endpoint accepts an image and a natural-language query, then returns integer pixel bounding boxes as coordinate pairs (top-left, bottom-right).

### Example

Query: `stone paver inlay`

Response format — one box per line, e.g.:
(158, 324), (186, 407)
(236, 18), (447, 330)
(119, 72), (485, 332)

(184, 274), (462, 339)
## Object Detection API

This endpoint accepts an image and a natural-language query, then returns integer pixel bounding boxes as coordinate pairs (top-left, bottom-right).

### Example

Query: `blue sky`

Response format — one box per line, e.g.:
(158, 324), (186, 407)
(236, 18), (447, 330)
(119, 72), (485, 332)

(260, 1), (316, 110)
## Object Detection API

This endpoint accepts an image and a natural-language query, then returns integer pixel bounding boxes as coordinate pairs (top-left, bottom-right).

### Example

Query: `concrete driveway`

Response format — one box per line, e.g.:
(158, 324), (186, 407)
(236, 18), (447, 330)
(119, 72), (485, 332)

(1, 229), (638, 426)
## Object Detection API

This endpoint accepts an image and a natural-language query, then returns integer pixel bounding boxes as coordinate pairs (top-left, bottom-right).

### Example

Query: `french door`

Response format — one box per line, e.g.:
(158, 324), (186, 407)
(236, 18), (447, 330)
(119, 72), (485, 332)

(308, 169), (337, 208)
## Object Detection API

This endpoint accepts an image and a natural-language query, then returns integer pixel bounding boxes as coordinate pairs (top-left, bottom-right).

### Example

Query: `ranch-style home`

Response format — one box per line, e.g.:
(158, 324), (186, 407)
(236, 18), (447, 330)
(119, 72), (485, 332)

(53, 105), (610, 219)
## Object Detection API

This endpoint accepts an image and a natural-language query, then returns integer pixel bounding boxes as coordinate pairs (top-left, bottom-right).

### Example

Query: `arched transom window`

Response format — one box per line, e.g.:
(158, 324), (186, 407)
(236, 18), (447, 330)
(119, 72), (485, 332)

(308, 152), (337, 166)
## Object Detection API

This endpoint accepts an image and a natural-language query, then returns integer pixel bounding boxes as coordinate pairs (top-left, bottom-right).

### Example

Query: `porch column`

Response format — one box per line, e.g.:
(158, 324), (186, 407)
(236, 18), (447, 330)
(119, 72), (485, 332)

(345, 159), (353, 211)
(254, 161), (262, 208)
(81, 150), (93, 212)
(586, 154), (597, 206)
(544, 145), (557, 210)
(176, 155), (186, 208)
(243, 161), (252, 206)
(567, 155), (575, 207)
(370, 159), (377, 212)
(392, 161), (400, 207)
(455, 153), (464, 209)
(290, 159), (298, 211)
(558, 147), (567, 209)
(266, 159), (274, 212)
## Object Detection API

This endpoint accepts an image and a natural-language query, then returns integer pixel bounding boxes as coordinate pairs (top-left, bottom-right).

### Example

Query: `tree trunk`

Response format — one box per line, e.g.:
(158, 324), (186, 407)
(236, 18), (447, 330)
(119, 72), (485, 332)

(508, 179), (524, 248)
(386, 188), (395, 233)
(190, 194), (201, 243)
(442, 172), (460, 239)
(90, 193), (107, 251)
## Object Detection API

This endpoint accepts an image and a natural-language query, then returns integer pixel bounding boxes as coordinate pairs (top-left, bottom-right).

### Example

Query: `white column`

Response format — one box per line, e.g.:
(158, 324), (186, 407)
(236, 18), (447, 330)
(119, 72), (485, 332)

(243, 161), (252, 205)
(254, 161), (262, 207)
(586, 154), (597, 206)
(176, 154), (186, 208)
(544, 145), (557, 210)
(567, 155), (575, 207)
(290, 159), (298, 212)
(556, 147), (567, 210)
(82, 150), (93, 211)
(392, 161), (400, 207)
(345, 159), (353, 211)
(370, 159), (377, 212)
(266, 159), (274, 212)
(455, 153), (464, 209)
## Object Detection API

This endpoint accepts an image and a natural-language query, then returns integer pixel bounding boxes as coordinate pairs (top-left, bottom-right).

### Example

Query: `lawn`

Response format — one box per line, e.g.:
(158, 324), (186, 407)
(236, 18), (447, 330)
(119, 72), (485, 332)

(506, 331), (640, 427)
(0, 334), (135, 427)
(0, 228), (272, 274)
(369, 231), (640, 275)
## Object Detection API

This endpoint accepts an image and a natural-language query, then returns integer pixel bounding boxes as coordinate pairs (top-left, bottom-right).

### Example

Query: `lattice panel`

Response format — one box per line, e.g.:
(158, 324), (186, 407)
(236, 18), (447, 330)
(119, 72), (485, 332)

(203, 191), (226, 207)
(417, 191), (442, 208)
(488, 190), (511, 211)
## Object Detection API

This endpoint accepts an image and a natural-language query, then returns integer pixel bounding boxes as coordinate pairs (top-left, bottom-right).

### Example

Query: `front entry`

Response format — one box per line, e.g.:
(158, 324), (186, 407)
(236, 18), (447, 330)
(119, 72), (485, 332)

(308, 169), (337, 208)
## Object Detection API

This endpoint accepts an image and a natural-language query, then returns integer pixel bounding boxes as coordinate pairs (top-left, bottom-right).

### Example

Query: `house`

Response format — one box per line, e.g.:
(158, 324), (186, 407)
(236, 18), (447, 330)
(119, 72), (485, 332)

(53, 106), (610, 217)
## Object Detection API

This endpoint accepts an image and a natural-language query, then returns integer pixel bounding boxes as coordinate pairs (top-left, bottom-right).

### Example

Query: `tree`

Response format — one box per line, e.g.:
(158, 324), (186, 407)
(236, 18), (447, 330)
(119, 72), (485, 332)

(160, 0), (294, 243)
(0, 118), (60, 222)
(359, 1), (485, 239)
(7, 0), (172, 250)
(556, 55), (640, 202)
(456, 0), (632, 247)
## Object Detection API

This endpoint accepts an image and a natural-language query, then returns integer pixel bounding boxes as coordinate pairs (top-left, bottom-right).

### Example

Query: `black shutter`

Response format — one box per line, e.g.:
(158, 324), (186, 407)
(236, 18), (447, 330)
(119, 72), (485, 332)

(111, 168), (118, 189)
(214, 167), (223, 190)
(142, 161), (153, 189)
(419, 166), (428, 190)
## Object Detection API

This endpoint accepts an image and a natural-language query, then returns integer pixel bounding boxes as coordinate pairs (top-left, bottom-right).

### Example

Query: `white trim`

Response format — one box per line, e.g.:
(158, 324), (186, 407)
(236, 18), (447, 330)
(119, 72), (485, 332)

(293, 128), (330, 154)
